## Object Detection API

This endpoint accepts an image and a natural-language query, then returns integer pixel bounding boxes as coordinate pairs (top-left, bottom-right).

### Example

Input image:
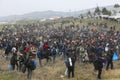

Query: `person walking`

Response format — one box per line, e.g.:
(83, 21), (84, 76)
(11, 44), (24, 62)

(93, 56), (104, 79)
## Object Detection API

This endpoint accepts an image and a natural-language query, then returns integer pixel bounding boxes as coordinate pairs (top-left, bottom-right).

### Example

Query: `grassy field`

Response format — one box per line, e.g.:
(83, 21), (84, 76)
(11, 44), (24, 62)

(0, 25), (3, 30)
(1, 54), (120, 80)
(0, 18), (120, 80)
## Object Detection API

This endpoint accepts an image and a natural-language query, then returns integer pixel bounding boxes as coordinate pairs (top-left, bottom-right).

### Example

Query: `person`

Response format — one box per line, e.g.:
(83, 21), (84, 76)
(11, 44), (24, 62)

(4, 44), (11, 60)
(50, 46), (56, 63)
(65, 53), (76, 78)
(43, 42), (49, 51)
(82, 50), (89, 63)
(10, 52), (18, 70)
(18, 53), (25, 71)
(25, 55), (37, 80)
(106, 48), (114, 70)
(37, 50), (42, 67)
(93, 56), (104, 79)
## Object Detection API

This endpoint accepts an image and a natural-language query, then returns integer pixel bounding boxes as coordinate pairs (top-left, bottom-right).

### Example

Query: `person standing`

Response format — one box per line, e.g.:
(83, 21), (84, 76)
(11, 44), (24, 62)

(10, 52), (18, 70)
(106, 48), (114, 70)
(93, 56), (104, 79)
(65, 52), (76, 78)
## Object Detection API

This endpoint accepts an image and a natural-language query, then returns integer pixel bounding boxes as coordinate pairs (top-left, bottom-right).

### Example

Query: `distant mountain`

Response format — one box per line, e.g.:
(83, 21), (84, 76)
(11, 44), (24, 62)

(0, 10), (82, 22)
(0, 5), (120, 22)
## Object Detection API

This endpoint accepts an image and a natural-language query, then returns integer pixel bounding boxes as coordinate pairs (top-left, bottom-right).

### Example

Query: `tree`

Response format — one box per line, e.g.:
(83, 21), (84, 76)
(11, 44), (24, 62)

(94, 7), (101, 15)
(87, 11), (92, 18)
(102, 8), (107, 14)
(114, 4), (120, 8)
(102, 7), (111, 15)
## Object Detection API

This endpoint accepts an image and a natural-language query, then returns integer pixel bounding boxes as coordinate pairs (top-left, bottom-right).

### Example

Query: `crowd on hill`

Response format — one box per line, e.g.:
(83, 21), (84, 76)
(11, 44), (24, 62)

(0, 21), (120, 80)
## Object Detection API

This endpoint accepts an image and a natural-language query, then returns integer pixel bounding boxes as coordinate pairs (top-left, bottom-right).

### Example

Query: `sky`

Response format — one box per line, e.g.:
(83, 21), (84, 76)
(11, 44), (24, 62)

(0, 0), (120, 17)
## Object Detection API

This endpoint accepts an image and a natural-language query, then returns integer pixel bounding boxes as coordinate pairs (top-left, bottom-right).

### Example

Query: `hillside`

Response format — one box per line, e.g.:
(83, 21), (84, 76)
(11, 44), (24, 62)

(0, 10), (80, 22)
(0, 18), (120, 80)
(0, 5), (120, 22)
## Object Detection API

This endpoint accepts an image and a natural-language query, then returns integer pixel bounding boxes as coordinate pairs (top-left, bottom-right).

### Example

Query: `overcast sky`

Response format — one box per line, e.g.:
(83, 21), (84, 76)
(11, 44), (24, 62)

(0, 0), (120, 17)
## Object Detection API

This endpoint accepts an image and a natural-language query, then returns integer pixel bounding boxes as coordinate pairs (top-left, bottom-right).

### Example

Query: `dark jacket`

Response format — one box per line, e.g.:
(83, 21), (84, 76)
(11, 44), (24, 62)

(106, 49), (114, 61)
(10, 54), (18, 65)
(65, 57), (76, 68)
(93, 57), (103, 70)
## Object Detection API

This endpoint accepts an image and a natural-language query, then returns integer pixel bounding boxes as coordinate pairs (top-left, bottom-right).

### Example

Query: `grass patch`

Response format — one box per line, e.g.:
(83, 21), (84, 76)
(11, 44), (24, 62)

(0, 25), (3, 30)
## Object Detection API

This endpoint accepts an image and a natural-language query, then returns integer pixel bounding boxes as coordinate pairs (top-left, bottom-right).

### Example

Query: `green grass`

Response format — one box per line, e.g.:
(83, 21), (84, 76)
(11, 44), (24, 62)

(0, 25), (3, 30)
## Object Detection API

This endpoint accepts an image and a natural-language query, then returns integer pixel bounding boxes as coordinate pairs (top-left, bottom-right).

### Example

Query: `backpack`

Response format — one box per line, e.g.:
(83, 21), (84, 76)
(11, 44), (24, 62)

(26, 58), (36, 70)
(12, 47), (17, 53)
(37, 51), (41, 58)
(52, 48), (56, 55)
(10, 55), (17, 65)
(93, 59), (103, 70)
(65, 58), (73, 67)
(80, 47), (85, 53)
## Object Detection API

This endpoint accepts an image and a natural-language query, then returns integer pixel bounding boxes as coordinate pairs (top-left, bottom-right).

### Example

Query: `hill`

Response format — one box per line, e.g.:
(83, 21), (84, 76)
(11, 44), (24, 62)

(0, 10), (80, 22)
(0, 17), (120, 80)
(0, 5), (120, 22)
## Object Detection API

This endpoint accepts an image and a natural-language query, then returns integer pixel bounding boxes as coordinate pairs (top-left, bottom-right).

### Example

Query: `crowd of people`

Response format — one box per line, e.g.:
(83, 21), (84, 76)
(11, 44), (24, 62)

(0, 20), (120, 80)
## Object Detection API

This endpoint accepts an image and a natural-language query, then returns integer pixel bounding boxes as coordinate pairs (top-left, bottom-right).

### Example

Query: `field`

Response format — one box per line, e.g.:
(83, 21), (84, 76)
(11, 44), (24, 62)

(1, 53), (120, 80)
(0, 18), (120, 80)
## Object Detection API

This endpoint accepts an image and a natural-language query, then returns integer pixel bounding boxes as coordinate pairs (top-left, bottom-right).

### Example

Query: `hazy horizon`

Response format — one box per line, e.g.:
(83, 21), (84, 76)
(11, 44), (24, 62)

(0, 0), (120, 17)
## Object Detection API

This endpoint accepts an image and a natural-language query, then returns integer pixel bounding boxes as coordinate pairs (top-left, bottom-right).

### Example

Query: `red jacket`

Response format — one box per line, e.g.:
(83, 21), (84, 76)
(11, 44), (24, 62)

(44, 43), (48, 50)
(25, 47), (29, 52)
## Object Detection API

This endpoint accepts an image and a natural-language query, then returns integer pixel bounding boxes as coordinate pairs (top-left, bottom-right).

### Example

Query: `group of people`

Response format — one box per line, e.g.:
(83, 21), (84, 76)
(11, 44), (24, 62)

(0, 20), (120, 80)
